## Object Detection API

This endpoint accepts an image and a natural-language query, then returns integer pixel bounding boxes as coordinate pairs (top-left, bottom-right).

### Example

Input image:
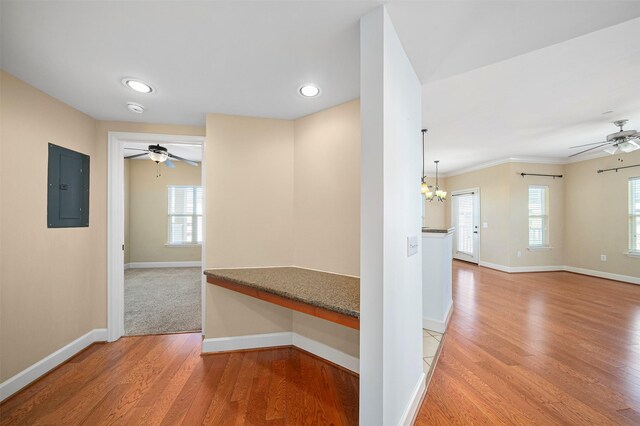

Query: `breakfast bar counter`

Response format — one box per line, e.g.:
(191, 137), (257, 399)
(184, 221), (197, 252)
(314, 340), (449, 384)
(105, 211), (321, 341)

(204, 267), (360, 329)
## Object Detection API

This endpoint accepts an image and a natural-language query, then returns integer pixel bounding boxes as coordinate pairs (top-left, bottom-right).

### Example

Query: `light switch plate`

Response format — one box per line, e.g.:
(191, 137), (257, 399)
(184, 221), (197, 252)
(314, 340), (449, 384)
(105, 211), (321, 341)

(483, 222), (488, 228)
(407, 235), (418, 257)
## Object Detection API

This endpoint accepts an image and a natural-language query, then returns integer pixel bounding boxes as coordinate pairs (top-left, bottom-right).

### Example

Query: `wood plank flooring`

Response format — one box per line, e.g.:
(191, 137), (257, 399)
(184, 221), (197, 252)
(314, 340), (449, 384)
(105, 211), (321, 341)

(416, 261), (640, 425)
(0, 335), (358, 425)
(3, 261), (639, 425)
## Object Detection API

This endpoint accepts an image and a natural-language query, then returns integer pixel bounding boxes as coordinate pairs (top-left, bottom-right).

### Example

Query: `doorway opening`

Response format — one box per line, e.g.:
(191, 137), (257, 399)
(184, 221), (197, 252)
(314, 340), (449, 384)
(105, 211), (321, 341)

(108, 132), (206, 342)
(451, 188), (480, 264)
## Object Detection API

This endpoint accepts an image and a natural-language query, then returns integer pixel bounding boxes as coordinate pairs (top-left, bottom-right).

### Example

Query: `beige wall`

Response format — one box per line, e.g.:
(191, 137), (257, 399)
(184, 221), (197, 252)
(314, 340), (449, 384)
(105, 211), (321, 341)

(1, 71), (98, 381)
(507, 163), (565, 267)
(443, 157), (639, 279)
(204, 104), (360, 359)
(293, 100), (360, 276)
(445, 163), (512, 266)
(204, 113), (296, 337)
(423, 177), (448, 229)
(0, 70), (207, 382)
(127, 159), (201, 263)
(564, 150), (640, 277)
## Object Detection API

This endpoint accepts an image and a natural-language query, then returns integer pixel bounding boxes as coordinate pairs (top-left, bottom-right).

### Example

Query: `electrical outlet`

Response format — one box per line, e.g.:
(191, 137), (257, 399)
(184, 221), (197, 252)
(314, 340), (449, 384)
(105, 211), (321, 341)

(600, 254), (607, 262)
(517, 251), (522, 258)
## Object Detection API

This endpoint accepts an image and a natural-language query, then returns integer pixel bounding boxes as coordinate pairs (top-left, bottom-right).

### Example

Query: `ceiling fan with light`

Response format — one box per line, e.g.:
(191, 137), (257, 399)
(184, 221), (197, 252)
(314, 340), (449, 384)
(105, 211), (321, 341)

(569, 120), (640, 158)
(125, 144), (199, 177)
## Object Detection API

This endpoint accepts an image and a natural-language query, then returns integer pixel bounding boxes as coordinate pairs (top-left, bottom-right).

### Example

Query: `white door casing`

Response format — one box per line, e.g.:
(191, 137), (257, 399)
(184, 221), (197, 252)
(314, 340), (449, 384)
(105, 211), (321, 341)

(107, 132), (205, 342)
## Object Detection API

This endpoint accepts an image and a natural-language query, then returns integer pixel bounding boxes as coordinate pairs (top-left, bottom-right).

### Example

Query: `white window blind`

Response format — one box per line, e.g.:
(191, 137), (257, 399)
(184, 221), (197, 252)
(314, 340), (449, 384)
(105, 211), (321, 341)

(168, 185), (203, 245)
(456, 193), (474, 255)
(528, 186), (549, 247)
(630, 177), (640, 253)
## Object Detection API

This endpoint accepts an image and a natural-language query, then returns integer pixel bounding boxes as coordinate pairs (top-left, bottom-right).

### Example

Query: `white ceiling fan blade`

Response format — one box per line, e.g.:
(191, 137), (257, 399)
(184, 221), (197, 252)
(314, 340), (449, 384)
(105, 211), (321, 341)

(569, 140), (608, 149)
(568, 142), (611, 157)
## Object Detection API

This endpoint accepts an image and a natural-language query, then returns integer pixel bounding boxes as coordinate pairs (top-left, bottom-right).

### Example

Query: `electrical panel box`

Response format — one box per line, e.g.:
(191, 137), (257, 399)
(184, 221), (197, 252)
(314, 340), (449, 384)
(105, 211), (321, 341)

(47, 143), (90, 228)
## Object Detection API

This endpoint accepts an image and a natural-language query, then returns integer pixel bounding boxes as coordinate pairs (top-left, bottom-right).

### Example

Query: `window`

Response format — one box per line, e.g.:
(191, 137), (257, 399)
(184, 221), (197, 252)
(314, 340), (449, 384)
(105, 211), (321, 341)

(630, 177), (640, 254)
(168, 185), (203, 245)
(528, 185), (549, 247)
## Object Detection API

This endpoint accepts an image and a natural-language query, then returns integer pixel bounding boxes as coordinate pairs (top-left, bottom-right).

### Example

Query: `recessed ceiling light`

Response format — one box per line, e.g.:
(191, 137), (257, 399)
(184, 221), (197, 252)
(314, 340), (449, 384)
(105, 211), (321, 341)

(298, 84), (320, 98)
(127, 102), (145, 113)
(122, 78), (154, 94)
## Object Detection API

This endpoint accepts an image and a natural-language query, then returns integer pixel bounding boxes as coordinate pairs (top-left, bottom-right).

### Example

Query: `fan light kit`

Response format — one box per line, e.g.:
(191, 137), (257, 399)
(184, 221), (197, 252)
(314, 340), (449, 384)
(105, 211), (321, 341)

(122, 78), (154, 94)
(127, 102), (145, 114)
(299, 84), (320, 97)
(570, 119), (640, 157)
(124, 144), (199, 177)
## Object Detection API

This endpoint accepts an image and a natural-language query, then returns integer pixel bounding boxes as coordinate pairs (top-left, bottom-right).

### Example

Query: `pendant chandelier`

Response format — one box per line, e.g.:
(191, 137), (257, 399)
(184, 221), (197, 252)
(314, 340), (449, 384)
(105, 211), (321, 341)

(420, 129), (446, 202)
(425, 160), (446, 202)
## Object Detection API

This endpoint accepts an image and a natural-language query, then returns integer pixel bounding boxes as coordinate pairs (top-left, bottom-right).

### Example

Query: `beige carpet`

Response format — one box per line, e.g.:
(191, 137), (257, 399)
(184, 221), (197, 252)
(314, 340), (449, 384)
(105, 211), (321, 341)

(124, 267), (201, 336)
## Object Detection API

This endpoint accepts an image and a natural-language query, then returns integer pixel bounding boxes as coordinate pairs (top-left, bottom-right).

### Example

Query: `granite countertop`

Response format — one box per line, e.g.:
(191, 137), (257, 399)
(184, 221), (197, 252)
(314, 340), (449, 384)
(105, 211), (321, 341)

(204, 267), (360, 318)
(422, 227), (455, 234)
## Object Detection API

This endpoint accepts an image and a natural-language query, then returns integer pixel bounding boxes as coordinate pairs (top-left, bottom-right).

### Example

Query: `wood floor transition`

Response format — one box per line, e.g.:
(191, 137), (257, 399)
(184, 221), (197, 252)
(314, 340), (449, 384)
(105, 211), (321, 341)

(2, 261), (639, 425)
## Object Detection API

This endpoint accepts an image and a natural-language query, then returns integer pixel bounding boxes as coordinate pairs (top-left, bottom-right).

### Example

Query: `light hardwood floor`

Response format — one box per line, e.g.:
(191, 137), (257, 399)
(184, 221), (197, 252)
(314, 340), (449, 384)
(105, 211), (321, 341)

(416, 261), (640, 425)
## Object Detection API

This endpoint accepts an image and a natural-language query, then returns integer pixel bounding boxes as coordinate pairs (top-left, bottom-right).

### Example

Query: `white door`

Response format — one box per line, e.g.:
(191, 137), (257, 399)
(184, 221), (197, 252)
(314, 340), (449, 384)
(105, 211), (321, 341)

(452, 189), (480, 263)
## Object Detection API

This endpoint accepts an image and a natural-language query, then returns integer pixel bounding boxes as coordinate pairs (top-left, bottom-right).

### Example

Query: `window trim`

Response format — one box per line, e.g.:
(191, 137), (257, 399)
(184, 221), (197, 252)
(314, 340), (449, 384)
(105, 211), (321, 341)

(167, 185), (203, 246)
(528, 185), (549, 248)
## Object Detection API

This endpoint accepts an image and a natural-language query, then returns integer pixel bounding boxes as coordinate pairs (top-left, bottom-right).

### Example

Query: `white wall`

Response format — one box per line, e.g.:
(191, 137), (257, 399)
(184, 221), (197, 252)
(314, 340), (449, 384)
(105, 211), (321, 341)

(361, 7), (424, 425)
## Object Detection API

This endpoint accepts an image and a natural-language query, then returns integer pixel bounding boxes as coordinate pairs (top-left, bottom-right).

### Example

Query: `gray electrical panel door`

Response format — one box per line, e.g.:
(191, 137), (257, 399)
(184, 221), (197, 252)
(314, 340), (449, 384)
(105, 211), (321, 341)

(48, 143), (90, 228)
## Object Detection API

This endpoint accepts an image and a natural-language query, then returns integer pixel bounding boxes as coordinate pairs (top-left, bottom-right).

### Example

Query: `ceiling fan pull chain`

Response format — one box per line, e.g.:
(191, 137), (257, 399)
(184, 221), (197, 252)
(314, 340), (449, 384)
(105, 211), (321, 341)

(156, 162), (161, 178)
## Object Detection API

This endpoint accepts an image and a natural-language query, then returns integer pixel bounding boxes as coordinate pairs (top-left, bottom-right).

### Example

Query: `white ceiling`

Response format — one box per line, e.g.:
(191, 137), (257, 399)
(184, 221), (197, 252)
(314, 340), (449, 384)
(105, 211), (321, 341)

(422, 16), (640, 174)
(386, 0), (640, 84)
(0, 1), (376, 125)
(3, 1), (640, 172)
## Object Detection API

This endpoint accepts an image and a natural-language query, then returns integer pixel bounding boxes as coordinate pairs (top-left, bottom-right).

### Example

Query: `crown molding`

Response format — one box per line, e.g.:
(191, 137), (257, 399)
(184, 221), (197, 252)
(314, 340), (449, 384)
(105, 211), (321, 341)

(441, 151), (611, 178)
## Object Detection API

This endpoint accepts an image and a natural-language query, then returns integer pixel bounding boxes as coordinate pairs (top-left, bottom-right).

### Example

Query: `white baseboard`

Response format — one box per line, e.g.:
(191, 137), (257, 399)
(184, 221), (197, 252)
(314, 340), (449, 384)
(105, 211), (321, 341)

(0, 328), (107, 402)
(202, 332), (359, 373)
(478, 261), (639, 285)
(478, 261), (512, 272)
(563, 265), (640, 285)
(423, 300), (453, 334)
(201, 332), (292, 353)
(124, 263), (131, 270)
(291, 333), (360, 373)
(510, 265), (564, 273)
(128, 261), (201, 269)
(399, 372), (426, 426)
(478, 261), (563, 273)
